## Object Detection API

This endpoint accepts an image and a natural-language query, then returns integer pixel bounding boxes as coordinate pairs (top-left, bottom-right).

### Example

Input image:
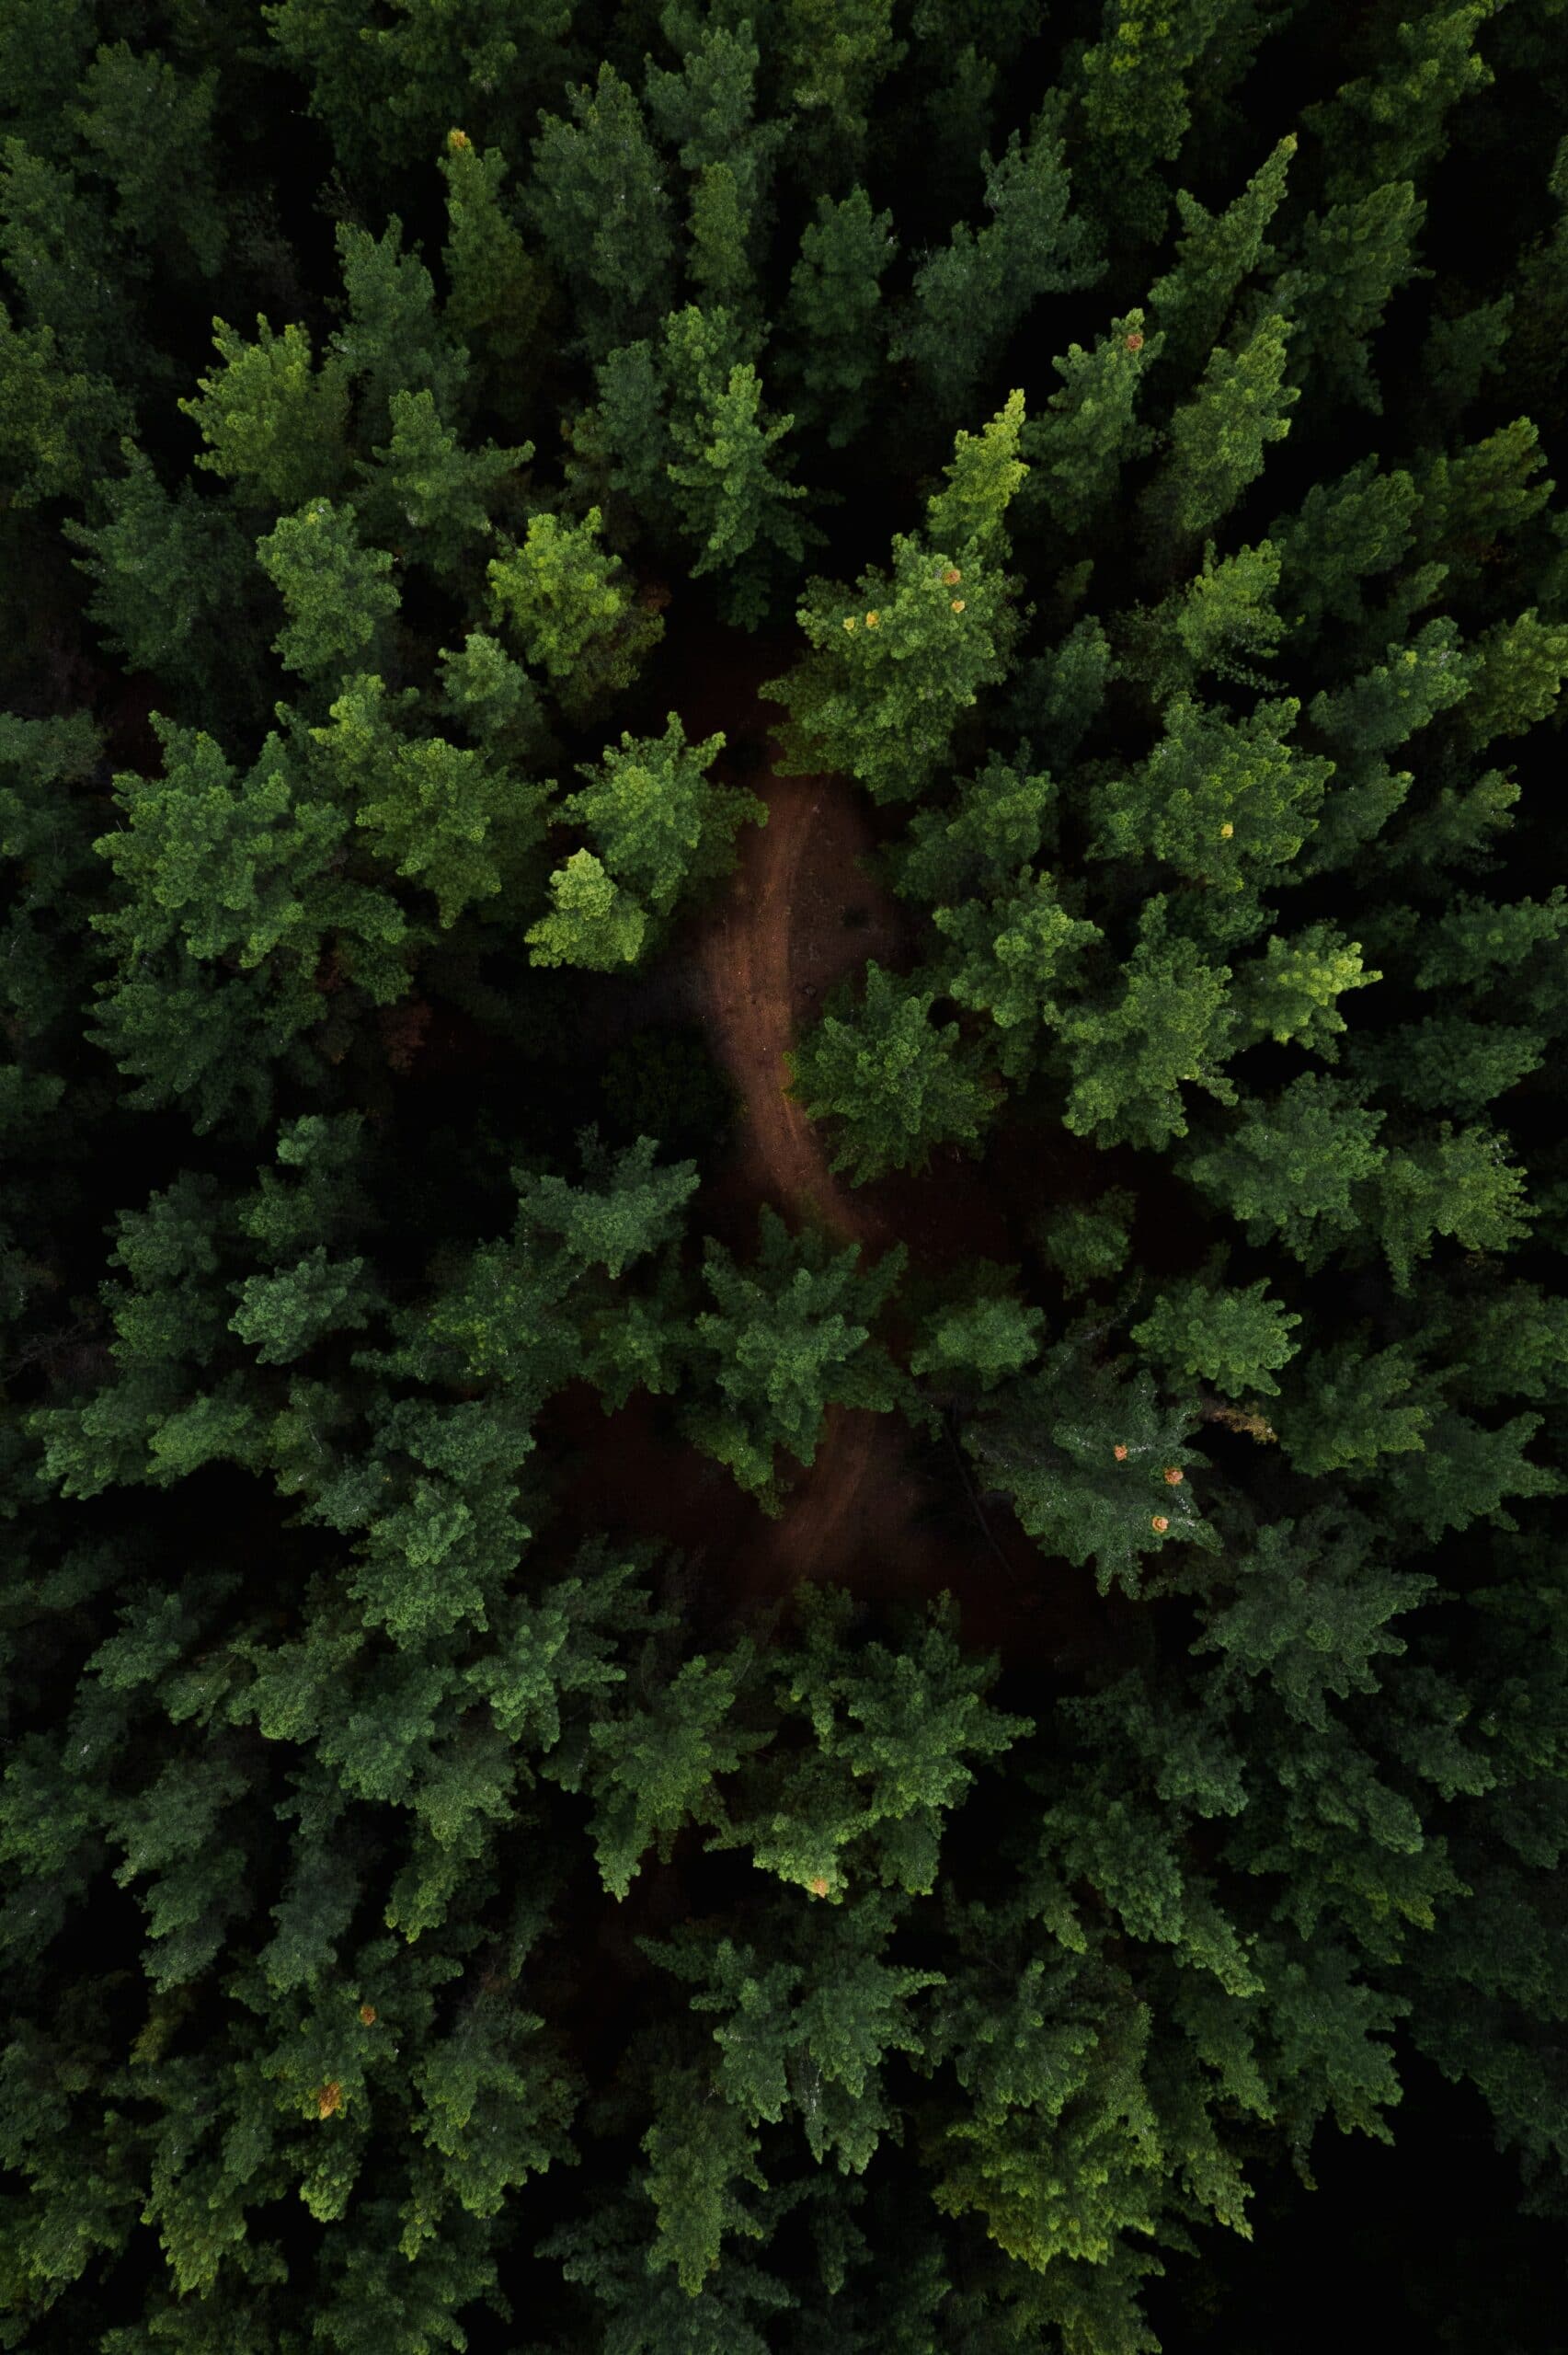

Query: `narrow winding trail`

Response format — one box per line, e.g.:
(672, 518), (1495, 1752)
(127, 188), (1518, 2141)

(696, 768), (886, 1250)
(681, 636), (914, 1590)
(658, 629), (1086, 1663)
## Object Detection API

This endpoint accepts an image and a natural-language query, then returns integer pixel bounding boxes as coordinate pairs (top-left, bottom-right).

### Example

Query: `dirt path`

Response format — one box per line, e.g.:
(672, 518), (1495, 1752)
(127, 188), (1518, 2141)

(682, 639), (912, 1587)
(667, 634), (1088, 1668)
(696, 768), (887, 1249)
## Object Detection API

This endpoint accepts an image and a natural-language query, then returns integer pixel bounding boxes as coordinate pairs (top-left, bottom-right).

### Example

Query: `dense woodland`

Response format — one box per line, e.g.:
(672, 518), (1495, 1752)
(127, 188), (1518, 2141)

(4, 1), (1568, 2347)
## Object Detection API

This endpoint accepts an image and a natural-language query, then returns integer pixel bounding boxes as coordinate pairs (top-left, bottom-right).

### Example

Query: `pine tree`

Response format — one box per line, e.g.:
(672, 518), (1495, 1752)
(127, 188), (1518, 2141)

(1179, 1074), (1389, 1266)
(1273, 180), (1432, 417)
(1302, 3), (1504, 206)
(967, 1328), (1210, 1593)
(1072, 0), (1285, 247)
(1132, 1272), (1302, 1397)
(330, 213), (469, 446)
(775, 0), (907, 175)
(789, 963), (1000, 1183)
(1118, 535), (1288, 703)
(1413, 291), (1514, 442)
(486, 504), (664, 721)
(437, 131), (551, 421)
(1138, 309), (1299, 557)
(308, 672), (548, 928)
(1452, 607), (1568, 750)
(1498, 129), (1568, 432)
(1146, 133), (1297, 388)
(1232, 922), (1380, 1055)
(1269, 451), (1422, 650)
(1058, 897), (1239, 1149)
(766, 394), (1030, 801)
(658, 305), (819, 626)
(525, 63), (675, 353)
(887, 752), (1057, 908)
(524, 848), (647, 971)
(0, 297), (127, 506)
(0, 134), (151, 385)
(87, 718), (417, 1133)
(933, 870), (1102, 1077)
(69, 40), (226, 279)
(180, 317), (353, 512)
(778, 189), (898, 448)
(1090, 691), (1333, 908)
(891, 96), (1103, 423)
(557, 710), (761, 929)
(1015, 308), (1164, 540)
(645, 8), (784, 318)
(910, 1274), (1046, 1395)
(684, 1208), (906, 1508)
(255, 499), (400, 687)
(64, 441), (262, 714)
(352, 388), (531, 581)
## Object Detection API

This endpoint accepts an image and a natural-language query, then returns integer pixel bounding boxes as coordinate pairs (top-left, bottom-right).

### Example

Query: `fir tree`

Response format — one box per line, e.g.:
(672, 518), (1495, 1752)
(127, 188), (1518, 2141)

(778, 189), (898, 448)
(790, 964), (1001, 1184)
(685, 1209), (906, 1508)
(525, 63), (676, 353)
(1139, 308), (1299, 558)
(1146, 132), (1297, 388)
(891, 96), (1103, 423)
(1016, 308), (1164, 540)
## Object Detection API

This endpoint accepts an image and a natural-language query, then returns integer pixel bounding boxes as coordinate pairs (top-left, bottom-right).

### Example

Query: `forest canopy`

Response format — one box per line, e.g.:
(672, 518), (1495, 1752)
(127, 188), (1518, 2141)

(3, 3), (1568, 2349)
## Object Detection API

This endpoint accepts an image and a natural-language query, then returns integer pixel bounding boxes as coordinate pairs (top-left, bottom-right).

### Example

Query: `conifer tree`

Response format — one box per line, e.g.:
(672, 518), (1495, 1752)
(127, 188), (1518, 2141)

(891, 96), (1103, 422)
(64, 442), (262, 715)
(1273, 180), (1432, 417)
(1139, 309), (1299, 558)
(1146, 132), (1297, 388)
(778, 188), (898, 448)
(789, 962), (1000, 1183)
(658, 305), (819, 626)
(525, 849), (647, 971)
(486, 505), (664, 721)
(1072, 0), (1286, 247)
(255, 499), (400, 687)
(684, 1209), (906, 1507)
(180, 316), (353, 512)
(1058, 897), (1239, 1149)
(767, 392), (1029, 799)
(967, 1328), (1210, 1593)
(1132, 1271), (1302, 1396)
(437, 130), (550, 421)
(1302, 2), (1504, 206)
(556, 711), (761, 931)
(353, 388), (531, 581)
(1015, 308), (1164, 539)
(776, 0), (906, 174)
(645, 8), (784, 317)
(69, 40), (227, 280)
(525, 63), (675, 353)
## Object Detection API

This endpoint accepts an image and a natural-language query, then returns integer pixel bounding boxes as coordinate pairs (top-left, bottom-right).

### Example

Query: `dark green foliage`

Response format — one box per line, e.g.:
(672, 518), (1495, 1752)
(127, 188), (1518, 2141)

(790, 964), (1000, 1183)
(778, 189), (898, 448)
(685, 1209), (906, 1507)
(890, 96), (1103, 424)
(4, 6), (1568, 2350)
(526, 63), (676, 354)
